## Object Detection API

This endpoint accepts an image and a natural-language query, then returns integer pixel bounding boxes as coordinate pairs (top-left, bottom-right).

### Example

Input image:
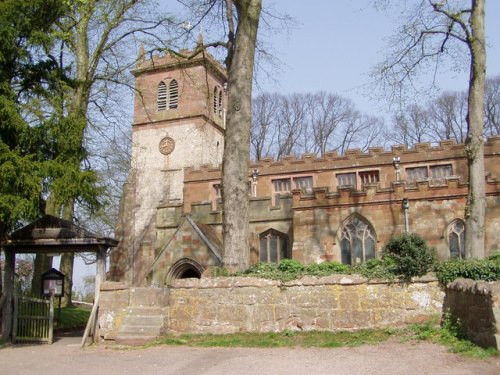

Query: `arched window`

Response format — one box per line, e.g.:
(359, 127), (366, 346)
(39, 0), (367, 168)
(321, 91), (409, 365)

(339, 215), (376, 265)
(168, 79), (178, 109)
(157, 81), (167, 111)
(213, 87), (218, 114)
(448, 219), (465, 259)
(259, 229), (288, 263)
(218, 88), (223, 116)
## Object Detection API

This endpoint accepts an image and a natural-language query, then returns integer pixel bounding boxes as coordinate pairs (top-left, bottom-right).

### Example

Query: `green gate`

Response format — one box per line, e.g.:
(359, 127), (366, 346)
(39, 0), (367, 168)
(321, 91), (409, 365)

(13, 295), (54, 344)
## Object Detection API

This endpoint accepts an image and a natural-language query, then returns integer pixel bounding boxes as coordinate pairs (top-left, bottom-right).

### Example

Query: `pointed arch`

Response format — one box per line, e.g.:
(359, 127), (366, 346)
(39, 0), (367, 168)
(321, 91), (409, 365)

(213, 86), (219, 114)
(157, 81), (167, 111)
(167, 258), (204, 285)
(259, 229), (289, 263)
(168, 79), (178, 109)
(447, 219), (465, 259)
(338, 214), (377, 265)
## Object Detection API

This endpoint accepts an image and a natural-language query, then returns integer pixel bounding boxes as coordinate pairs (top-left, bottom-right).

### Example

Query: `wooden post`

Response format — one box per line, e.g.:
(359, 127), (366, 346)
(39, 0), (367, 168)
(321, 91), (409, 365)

(1, 249), (15, 341)
(48, 293), (54, 344)
(81, 246), (106, 347)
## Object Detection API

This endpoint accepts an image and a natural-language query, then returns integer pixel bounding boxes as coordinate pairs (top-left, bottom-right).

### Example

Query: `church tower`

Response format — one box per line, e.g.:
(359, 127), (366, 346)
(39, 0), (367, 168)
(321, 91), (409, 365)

(110, 48), (227, 285)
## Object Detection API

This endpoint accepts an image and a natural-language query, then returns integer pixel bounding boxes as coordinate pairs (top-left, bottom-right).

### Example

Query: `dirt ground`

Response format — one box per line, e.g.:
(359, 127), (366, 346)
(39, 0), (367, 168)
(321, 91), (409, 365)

(1, 334), (498, 375)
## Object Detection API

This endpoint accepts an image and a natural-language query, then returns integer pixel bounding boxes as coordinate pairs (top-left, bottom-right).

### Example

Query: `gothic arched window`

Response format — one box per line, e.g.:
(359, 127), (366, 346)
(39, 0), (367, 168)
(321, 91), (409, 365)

(157, 81), (167, 111)
(448, 219), (465, 259)
(259, 229), (288, 263)
(213, 86), (222, 117)
(168, 79), (178, 109)
(339, 215), (376, 265)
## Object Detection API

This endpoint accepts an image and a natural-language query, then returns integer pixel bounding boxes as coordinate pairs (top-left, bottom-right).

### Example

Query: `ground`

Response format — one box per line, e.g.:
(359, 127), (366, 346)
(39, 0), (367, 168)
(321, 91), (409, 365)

(0, 335), (498, 375)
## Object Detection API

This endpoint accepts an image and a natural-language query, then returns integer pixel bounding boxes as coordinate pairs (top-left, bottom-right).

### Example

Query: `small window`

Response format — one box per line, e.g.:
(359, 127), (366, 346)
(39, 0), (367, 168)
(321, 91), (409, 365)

(272, 178), (291, 205)
(406, 166), (428, 182)
(337, 173), (356, 189)
(359, 171), (379, 185)
(157, 81), (167, 111)
(213, 87), (219, 114)
(213, 86), (223, 117)
(213, 184), (222, 198)
(430, 164), (452, 180)
(168, 79), (178, 109)
(448, 219), (465, 259)
(218, 90), (223, 116)
(339, 215), (376, 265)
(293, 176), (313, 190)
(259, 229), (288, 263)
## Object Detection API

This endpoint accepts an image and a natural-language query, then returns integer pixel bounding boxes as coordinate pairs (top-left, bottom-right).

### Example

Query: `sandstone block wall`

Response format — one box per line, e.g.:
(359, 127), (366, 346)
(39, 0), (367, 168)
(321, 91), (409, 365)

(166, 276), (443, 335)
(444, 279), (500, 349)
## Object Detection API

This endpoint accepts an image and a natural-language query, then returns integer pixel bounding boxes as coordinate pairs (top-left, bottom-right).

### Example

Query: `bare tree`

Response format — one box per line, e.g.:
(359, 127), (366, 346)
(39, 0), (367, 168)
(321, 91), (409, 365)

(427, 91), (468, 143)
(371, 0), (487, 258)
(275, 93), (308, 158)
(308, 92), (353, 156)
(484, 75), (500, 136)
(221, 0), (262, 271)
(388, 104), (431, 147)
(251, 92), (279, 160)
(30, 0), (177, 302)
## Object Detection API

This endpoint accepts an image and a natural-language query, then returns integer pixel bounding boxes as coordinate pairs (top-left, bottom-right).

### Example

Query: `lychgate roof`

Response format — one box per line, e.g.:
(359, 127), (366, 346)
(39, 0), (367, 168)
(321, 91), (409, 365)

(2, 215), (118, 253)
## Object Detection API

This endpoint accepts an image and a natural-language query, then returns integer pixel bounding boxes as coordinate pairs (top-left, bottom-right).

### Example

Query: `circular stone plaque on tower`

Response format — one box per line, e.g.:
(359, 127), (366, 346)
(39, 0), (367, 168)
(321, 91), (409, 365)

(159, 136), (175, 155)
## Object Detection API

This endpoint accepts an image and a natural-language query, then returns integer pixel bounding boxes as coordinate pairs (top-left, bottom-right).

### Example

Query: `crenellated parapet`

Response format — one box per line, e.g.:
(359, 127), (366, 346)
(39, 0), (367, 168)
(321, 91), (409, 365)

(184, 136), (500, 182)
(132, 48), (227, 81)
(291, 174), (500, 208)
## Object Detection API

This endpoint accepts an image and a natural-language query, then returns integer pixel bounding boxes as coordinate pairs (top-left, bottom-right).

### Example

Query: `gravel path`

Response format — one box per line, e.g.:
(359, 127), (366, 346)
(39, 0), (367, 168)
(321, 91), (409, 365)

(1, 336), (498, 375)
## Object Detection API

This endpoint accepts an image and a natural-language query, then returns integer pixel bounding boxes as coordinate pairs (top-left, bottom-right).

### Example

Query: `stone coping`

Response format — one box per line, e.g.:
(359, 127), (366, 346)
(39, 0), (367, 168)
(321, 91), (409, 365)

(169, 273), (438, 289)
(447, 278), (500, 295)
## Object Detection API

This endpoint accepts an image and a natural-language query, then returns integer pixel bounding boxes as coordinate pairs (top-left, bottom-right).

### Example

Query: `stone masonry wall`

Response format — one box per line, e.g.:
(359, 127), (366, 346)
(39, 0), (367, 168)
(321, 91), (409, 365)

(98, 276), (444, 341)
(167, 276), (443, 334)
(444, 279), (500, 349)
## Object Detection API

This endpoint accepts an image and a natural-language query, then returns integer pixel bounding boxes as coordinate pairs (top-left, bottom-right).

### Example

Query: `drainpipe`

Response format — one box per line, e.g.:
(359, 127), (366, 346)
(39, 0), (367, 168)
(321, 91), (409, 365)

(251, 169), (259, 197)
(402, 198), (410, 233)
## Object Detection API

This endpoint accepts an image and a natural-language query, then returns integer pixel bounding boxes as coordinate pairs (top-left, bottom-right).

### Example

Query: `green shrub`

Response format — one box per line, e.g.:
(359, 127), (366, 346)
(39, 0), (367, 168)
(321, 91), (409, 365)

(240, 262), (278, 275)
(278, 259), (305, 273)
(487, 252), (500, 264)
(305, 261), (349, 276)
(383, 233), (436, 280)
(434, 259), (500, 285)
(351, 258), (396, 280)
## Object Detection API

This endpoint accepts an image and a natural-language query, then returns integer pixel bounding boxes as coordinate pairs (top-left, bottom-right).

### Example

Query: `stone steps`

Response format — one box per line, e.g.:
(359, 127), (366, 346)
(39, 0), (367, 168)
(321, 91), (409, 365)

(115, 306), (165, 346)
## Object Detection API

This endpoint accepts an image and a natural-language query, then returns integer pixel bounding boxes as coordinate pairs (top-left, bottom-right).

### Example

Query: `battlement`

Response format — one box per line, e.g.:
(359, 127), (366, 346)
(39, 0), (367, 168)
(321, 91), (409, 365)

(132, 48), (227, 81)
(184, 136), (500, 182)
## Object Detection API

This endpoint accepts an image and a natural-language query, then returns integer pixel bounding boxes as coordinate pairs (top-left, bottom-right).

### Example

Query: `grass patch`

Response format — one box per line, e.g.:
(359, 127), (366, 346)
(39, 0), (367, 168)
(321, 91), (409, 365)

(150, 318), (497, 359)
(153, 329), (396, 349)
(404, 316), (498, 359)
(55, 305), (91, 331)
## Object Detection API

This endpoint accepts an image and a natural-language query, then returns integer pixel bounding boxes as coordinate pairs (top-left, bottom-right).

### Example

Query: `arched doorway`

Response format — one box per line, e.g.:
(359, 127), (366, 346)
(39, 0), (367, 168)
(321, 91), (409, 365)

(167, 258), (204, 284)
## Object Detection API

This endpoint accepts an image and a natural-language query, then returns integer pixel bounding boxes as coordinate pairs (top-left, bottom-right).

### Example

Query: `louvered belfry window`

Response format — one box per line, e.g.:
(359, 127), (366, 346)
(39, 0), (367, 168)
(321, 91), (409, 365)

(168, 79), (178, 109)
(157, 81), (167, 111)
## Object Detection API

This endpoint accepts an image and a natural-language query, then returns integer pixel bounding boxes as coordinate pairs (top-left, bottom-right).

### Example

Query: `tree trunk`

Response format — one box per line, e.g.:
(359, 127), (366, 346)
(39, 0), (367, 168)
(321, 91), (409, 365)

(222, 0), (262, 271)
(464, 0), (486, 259)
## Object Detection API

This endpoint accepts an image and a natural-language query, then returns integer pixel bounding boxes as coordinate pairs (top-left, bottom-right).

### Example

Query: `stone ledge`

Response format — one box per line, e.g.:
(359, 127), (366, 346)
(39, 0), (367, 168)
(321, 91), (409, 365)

(101, 281), (130, 291)
(448, 278), (500, 295)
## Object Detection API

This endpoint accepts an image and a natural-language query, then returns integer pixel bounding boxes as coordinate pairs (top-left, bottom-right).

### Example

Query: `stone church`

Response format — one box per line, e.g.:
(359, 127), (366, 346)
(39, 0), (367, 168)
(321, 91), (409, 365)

(109, 50), (500, 287)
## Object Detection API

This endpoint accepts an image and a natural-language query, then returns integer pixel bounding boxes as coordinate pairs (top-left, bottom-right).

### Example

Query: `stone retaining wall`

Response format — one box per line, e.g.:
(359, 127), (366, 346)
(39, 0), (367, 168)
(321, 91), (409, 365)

(99, 275), (444, 340)
(167, 275), (443, 334)
(444, 279), (500, 349)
